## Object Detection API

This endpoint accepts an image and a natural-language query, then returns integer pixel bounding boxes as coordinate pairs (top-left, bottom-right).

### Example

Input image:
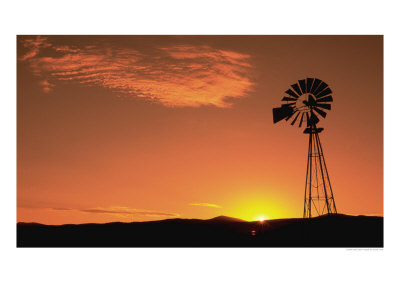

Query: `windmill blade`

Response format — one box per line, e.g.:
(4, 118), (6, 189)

(309, 111), (320, 125)
(316, 95), (333, 102)
(298, 79), (306, 94)
(315, 103), (331, 110)
(291, 112), (300, 125)
(310, 78), (322, 94)
(308, 94), (317, 104)
(313, 106), (327, 118)
(272, 105), (294, 123)
(315, 87), (332, 99)
(285, 110), (296, 121)
(298, 112), (305, 127)
(306, 78), (314, 93)
(285, 89), (298, 98)
(313, 82), (328, 96)
(291, 83), (302, 96)
(281, 103), (295, 107)
(282, 96), (297, 102)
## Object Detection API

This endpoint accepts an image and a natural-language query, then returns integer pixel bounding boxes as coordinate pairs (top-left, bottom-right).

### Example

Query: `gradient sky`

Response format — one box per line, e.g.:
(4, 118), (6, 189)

(17, 35), (383, 224)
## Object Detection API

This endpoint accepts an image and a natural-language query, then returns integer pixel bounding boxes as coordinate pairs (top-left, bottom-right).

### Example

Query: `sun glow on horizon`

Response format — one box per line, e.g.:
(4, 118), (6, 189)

(225, 191), (294, 221)
(257, 216), (267, 222)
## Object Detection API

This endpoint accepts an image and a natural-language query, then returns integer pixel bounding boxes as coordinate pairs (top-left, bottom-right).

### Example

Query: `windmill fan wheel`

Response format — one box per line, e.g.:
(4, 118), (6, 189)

(272, 78), (333, 127)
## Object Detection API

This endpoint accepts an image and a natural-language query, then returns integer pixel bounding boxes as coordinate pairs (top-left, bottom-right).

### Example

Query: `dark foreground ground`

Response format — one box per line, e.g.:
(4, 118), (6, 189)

(17, 214), (383, 247)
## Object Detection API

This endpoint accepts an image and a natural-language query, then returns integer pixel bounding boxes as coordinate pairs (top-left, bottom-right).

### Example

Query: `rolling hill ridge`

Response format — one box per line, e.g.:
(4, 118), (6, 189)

(17, 214), (383, 247)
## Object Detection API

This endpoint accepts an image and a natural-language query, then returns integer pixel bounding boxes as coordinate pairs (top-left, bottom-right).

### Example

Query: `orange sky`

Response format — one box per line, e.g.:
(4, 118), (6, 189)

(17, 35), (383, 224)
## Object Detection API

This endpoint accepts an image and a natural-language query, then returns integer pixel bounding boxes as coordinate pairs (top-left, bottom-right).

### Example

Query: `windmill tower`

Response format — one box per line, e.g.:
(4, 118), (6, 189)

(272, 78), (338, 218)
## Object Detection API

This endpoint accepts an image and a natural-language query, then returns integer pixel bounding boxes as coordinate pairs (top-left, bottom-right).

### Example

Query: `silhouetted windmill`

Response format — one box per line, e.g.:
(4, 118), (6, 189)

(272, 78), (338, 218)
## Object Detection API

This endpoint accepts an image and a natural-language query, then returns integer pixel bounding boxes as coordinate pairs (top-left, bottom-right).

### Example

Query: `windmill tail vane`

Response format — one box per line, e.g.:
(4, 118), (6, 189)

(272, 78), (338, 218)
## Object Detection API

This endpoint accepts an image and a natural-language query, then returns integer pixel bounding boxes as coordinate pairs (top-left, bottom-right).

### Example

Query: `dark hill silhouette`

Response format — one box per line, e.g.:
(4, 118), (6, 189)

(208, 215), (246, 222)
(17, 214), (383, 247)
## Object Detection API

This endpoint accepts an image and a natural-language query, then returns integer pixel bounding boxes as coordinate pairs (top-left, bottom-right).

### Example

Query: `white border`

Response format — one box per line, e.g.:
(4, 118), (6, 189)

(2, 1), (399, 299)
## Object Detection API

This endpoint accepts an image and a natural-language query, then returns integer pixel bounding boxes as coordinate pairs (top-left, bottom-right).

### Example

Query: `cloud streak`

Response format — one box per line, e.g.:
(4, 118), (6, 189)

(19, 36), (51, 61)
(19, 36), (253, 107)
(50, 206), (179, 218)
(189, 203), (222, 208)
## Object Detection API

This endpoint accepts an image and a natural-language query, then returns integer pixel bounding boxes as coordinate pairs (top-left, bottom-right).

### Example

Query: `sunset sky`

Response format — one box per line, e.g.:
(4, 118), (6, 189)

(17, 35), (383, 224)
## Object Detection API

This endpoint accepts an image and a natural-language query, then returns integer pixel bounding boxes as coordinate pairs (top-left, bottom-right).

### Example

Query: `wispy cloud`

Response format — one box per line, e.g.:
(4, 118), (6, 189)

(19, 36), (253, 107)
(19, 36), (51, 61)
(48, 206), (180, 218)
(189, 203), (222, 208)
(39, 80), (54, 93)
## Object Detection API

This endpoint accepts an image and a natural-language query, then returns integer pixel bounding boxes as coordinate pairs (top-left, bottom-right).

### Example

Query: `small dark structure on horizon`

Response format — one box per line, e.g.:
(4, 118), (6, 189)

(273, 78), (338, 218)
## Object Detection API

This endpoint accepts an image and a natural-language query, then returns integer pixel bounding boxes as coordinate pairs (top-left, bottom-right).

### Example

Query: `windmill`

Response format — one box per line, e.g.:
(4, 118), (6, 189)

(272, 78), (338, 218)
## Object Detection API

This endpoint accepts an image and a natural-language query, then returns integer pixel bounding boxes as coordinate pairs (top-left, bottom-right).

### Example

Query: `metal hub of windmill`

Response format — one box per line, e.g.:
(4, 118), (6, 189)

(273, 78), (338, 218)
